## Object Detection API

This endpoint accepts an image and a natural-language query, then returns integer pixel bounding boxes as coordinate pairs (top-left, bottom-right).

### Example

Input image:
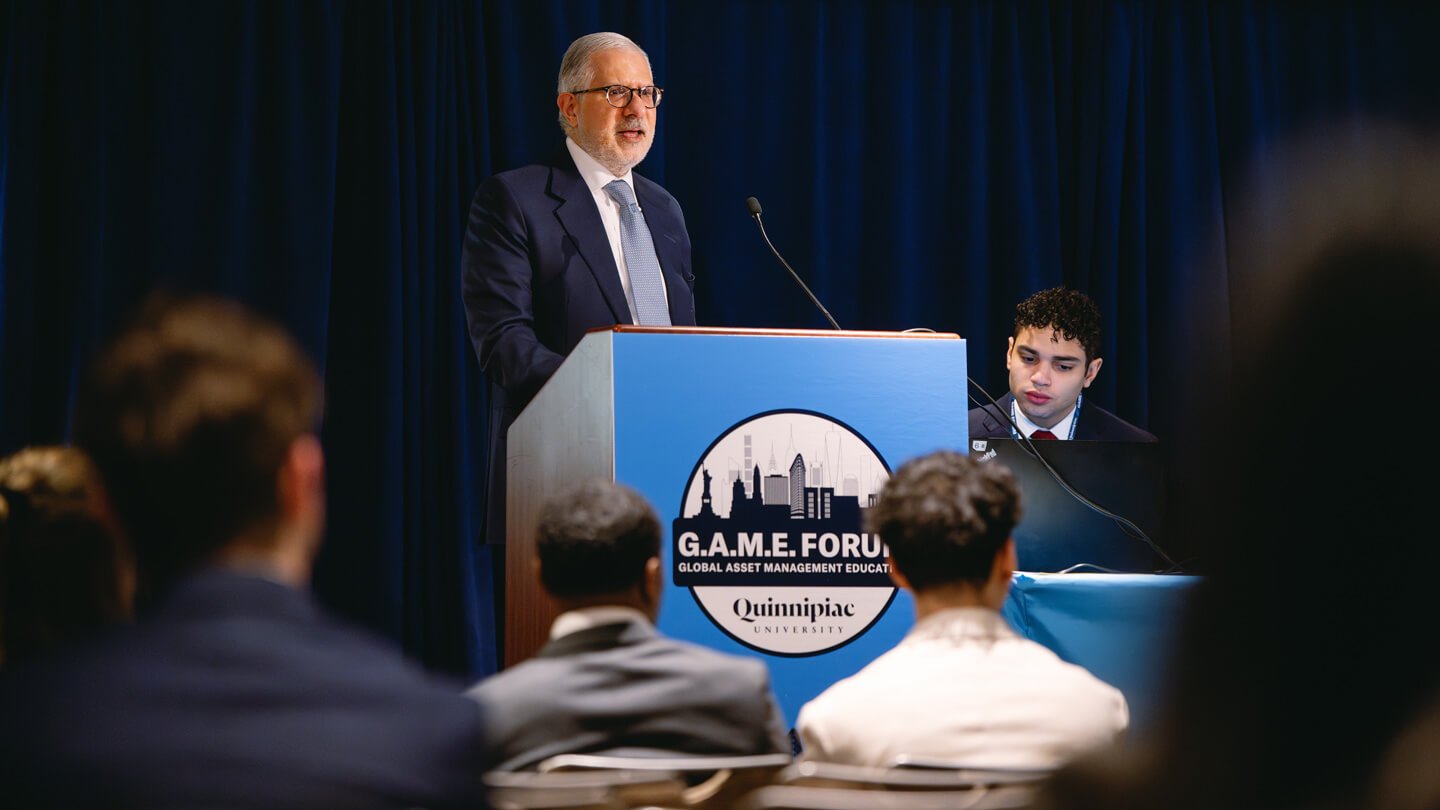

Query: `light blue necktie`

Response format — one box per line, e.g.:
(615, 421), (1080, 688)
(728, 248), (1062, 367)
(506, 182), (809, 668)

(604, 180), (672, 326)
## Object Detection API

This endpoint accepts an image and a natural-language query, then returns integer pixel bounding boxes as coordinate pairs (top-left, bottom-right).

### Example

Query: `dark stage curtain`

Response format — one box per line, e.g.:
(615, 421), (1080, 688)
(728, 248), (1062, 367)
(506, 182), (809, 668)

(4, 1), (1439, 677)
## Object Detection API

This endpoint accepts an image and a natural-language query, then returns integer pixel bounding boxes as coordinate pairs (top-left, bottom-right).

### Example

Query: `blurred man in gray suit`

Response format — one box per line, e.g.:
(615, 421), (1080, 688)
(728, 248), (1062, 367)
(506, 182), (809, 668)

(469, 479), (789, 771)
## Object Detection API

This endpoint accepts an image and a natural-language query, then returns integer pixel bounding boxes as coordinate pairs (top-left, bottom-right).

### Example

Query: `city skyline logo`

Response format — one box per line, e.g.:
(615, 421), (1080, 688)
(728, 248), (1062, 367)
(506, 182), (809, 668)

(673, 409), (896, 656)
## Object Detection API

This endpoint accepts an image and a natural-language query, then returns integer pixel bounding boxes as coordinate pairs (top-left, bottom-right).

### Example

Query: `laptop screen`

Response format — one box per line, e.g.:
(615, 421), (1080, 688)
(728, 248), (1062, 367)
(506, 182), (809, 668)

(969, 437), (1167, 573)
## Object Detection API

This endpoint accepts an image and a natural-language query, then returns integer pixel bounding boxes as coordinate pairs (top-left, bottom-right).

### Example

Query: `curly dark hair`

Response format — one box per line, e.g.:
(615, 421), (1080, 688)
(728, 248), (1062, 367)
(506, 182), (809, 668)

(866, 451), (1020, 591)
(1014, 287), (1103, 364)
(537, 479), (660, 598)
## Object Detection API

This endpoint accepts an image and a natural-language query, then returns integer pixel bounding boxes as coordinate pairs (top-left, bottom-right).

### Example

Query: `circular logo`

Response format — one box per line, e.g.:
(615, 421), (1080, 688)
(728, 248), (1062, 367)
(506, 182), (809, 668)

(672, 410), (895, 656)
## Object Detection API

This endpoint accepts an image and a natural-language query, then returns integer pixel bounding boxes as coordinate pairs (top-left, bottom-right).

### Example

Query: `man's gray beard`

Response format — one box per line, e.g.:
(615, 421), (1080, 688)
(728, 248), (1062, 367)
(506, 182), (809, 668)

(576, 117), (651, 177)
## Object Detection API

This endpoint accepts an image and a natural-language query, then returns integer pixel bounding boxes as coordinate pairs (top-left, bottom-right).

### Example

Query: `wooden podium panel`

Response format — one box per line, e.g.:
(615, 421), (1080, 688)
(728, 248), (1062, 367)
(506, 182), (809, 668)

(504, 332), (615, 665)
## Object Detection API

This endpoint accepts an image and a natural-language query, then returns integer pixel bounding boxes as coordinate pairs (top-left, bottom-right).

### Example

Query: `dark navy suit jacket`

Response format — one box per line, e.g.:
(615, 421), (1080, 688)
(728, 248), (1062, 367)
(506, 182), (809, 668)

(0, 569), (488, 809)
(461, 158), (697, 542)
(968, 392), (1157, 442)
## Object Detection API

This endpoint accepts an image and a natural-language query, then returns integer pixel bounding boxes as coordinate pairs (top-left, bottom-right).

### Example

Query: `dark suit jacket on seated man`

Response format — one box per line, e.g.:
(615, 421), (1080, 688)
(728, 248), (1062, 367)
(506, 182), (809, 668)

(468, 479), (790, 772)
(462, 32), (697, 543)
(967, 287), (1156, 443)
(0, 296), (487, 809)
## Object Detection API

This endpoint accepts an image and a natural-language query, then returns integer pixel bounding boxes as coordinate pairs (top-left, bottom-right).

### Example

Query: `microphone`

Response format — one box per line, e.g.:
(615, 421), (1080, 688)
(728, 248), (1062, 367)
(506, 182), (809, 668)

(745, 197), (842, 330)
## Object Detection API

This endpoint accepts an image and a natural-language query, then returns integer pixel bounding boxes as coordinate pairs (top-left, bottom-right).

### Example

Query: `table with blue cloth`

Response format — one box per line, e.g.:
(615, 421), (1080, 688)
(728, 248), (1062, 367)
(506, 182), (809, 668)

(1001, 572), (1199, 733)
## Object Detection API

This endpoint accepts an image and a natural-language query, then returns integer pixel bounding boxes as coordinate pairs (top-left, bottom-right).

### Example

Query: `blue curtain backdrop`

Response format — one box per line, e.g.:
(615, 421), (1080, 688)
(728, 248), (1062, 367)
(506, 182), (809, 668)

(4, 1), (1439, 678)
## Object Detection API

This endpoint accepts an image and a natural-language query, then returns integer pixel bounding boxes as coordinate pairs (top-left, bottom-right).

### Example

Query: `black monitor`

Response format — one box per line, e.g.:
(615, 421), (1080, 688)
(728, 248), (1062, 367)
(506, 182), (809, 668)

(969, 437), (1166, 573)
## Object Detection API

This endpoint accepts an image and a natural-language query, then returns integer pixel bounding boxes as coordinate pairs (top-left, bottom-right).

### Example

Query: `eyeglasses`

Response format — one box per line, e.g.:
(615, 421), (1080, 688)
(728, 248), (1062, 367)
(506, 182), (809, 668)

(570, 84), (664, 109)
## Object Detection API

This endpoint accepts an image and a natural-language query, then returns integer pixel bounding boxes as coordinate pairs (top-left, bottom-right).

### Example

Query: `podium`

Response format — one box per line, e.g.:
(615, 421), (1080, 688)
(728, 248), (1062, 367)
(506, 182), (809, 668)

(505, 326), (967, 724)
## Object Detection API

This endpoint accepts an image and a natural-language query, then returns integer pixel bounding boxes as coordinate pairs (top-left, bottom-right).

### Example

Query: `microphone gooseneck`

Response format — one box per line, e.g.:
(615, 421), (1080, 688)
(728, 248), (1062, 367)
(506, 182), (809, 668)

(744, 197), (842, 330)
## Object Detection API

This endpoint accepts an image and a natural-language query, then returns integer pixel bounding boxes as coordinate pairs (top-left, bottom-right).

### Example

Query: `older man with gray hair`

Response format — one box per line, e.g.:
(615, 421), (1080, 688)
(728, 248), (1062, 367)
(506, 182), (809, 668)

(462, 32), (697, 547)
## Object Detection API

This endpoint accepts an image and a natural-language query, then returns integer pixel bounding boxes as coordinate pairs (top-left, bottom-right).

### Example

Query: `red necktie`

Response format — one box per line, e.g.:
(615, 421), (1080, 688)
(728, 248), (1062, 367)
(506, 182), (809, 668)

(1030, 430), (1058, 441)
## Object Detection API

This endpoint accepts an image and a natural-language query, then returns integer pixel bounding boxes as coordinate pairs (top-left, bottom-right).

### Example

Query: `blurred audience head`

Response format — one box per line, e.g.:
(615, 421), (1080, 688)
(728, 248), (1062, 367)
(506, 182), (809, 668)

(868, 450), (1020, 607)
(71, 293), (324, 599)
(1042, 123), (1440, 810)
(1363, 693), (1440, 810)
(0, 446), (100, 509)
(0, 446), (130, 665)
(536, 478), (662, 616)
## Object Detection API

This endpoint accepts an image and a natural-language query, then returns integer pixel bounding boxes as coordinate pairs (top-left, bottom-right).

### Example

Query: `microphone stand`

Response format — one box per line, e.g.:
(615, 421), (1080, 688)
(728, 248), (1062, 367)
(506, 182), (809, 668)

(745, 197), (842, 330)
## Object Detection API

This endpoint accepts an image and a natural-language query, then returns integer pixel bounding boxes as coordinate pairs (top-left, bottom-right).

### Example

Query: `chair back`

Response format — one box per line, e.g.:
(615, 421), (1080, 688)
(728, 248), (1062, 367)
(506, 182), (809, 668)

(536, 751), (793, 809)
(484, 768), (685, 809)
(888, 755), (1055, 783)
(783, 760), (1051, 792)
(736, 785), (1035, 810)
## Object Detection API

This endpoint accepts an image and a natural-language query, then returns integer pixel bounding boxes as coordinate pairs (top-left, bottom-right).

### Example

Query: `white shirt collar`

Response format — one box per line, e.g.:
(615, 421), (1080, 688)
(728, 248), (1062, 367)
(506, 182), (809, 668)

(549, 605), (651, 640)
(907, 606), (1017, 643)
(566, 137), (634, 199)
(1011, 395), (1079, 440)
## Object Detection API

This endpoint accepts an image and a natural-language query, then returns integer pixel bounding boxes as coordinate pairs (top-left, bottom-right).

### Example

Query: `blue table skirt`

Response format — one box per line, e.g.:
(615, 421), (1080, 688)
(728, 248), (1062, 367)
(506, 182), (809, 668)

(1002, 572), (1200, 733)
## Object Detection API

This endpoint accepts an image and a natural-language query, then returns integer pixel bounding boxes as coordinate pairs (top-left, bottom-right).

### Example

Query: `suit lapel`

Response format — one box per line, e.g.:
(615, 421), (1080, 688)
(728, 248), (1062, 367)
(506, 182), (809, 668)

(633, 178), (692, 326)
(1073, 403), (1099, 440)
(987, 393), (1014, 435)
(548, 164), (632, 324)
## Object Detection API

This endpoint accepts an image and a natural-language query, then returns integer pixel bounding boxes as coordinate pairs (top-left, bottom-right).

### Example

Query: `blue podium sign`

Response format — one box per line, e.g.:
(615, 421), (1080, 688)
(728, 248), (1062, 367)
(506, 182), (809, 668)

(601, 327), (967, 727)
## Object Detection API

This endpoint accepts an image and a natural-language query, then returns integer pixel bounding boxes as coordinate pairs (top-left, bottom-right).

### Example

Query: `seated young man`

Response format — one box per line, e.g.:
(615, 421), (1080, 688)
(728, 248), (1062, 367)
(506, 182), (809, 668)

(969, 287), (1155, 442)
(796, 450), (1128, 769)
(469, 479), (790, 771)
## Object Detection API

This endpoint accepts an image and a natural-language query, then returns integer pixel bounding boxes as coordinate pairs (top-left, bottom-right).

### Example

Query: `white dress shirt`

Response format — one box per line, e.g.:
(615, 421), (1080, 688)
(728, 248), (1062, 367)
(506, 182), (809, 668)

(1012, 397), (1079, 440)
(549, 605), (652, 640)
(796, 607), (1128, 769)
(565, 138), (670, 324)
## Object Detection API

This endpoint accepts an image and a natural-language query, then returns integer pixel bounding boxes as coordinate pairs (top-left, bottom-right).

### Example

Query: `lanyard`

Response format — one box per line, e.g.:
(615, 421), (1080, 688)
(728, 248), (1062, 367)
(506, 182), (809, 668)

(1011, 393), (1081, 441)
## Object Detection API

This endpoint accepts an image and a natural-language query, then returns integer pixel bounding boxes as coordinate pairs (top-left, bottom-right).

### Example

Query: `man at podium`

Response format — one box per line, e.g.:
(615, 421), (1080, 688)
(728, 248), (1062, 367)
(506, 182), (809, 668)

(462, 31), (697, 546)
